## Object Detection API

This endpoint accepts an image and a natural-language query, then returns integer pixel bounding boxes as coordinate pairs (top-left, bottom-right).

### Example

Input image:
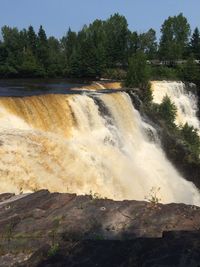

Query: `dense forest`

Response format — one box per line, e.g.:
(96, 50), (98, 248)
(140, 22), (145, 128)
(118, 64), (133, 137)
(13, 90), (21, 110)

(0, 13), (200, 81)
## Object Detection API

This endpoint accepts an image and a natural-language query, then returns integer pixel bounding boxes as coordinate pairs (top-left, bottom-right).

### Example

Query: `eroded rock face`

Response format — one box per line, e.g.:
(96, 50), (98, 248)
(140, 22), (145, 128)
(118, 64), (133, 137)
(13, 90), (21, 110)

(0, 190), (200, 266)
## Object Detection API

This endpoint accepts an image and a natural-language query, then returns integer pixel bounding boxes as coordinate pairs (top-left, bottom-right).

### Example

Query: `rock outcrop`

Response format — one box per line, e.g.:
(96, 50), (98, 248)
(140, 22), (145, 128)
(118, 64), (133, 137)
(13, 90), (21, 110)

(0, 190), (200, 266)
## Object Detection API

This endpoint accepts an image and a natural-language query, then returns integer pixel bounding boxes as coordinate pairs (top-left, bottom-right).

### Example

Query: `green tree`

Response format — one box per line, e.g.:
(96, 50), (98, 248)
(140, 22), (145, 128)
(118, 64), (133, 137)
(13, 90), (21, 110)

(159, 13), (191, 60)
(86, 20), (107, 75)
(181, 123), (200, 146)
(190, 27), (200, 59)
(181, 123), (200, 156)
(48, 36), (63, 76)
(158, 96), (177, 126)
(61, 28), (77, 74)
(0, 41), (8, 67)
(125, 51), (150, 88)
(1, 26), (23, 74)
(68, 48), (82, 77)
(104, 13), (129, 67)
(37, 25), (49, 73)
(68, 23), (106, 78)
(138, 29), (157, 59)
(0, 14), (199, 80)
(27, 26), (38, 55)
(179, 57), (200, 82)
(127, 31), (139, 57)
(20, 49), (40, 77)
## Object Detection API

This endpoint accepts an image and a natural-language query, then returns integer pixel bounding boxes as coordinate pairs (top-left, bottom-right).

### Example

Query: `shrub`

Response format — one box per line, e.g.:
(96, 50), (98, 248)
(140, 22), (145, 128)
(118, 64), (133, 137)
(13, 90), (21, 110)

(48, 244), (59, 258)
(145, 187), (161, 206)
(158, 96), (177, 127)
(181, 123), (200, 156)
(103, 68), (126, 80)
(150, 66), (179, 80)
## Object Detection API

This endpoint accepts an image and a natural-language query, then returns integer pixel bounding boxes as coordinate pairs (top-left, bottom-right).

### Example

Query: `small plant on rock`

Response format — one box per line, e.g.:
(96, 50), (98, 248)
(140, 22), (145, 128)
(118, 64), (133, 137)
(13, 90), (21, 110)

(48, 243), (59, 258)
(89, 190), (102, 200)
(145, 187), (161, 206)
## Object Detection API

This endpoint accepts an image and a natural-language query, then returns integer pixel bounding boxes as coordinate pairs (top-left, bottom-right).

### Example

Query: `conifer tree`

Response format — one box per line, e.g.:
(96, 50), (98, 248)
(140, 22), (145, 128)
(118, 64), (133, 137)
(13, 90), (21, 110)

(190, 27), (200, 59)
(27, 26), (38, 55)
(37, 25), (49, 74)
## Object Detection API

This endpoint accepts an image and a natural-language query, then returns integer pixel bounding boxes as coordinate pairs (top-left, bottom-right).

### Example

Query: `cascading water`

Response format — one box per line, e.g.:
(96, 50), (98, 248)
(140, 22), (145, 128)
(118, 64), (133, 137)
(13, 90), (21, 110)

(151, 81), (200, 133)
(0, 90), (199, 205)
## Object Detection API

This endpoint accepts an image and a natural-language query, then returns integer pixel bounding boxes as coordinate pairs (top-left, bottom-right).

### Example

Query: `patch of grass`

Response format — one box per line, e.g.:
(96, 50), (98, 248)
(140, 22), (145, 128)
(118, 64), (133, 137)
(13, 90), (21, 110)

(47, 243), (59, 258)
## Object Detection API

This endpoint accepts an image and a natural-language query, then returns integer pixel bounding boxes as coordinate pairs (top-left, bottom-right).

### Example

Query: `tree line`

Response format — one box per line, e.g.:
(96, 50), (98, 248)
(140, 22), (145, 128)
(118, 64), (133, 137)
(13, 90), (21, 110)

(0, 13), (200, 79)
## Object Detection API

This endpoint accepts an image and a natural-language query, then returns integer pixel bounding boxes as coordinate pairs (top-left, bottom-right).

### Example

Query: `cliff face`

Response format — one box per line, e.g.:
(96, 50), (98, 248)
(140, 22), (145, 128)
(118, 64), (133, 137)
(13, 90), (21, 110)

(0, 190), (200, 266)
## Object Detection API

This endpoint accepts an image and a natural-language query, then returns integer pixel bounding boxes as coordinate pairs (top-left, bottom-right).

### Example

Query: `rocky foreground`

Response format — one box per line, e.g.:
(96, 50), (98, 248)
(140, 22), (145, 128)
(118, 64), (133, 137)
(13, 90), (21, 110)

(0, 190), (200, 266)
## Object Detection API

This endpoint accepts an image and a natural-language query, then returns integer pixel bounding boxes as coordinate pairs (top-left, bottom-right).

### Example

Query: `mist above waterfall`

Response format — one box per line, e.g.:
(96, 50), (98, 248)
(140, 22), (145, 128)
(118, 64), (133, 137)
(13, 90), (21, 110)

(0, 89), (199, 205)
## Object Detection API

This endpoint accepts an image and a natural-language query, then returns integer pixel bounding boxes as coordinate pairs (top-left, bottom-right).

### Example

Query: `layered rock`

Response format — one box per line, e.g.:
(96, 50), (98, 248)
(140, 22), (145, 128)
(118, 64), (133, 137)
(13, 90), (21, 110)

(0, 190), (200, 266)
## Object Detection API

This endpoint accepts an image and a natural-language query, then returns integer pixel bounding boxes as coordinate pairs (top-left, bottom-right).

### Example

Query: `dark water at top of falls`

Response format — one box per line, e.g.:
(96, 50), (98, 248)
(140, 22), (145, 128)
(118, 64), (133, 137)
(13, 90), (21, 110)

(0, 79), (122, 97)
(0, 79), (88, 96)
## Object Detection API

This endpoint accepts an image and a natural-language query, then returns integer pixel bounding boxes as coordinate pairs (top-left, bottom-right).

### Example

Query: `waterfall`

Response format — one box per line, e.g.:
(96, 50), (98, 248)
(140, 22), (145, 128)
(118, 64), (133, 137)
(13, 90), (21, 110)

(0, 91), (199, 205)
(151, 81), (200, 133)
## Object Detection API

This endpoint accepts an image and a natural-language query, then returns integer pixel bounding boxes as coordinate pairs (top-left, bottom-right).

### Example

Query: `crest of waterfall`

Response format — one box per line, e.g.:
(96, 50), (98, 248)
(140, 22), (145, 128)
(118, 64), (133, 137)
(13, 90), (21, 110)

(0, 91), (199, 205)
(151, 81), (200, 134)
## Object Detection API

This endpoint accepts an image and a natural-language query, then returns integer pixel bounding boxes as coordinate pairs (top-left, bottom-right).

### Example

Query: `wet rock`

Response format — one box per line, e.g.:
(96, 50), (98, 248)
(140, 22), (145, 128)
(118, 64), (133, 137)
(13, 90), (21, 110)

(0, 193), (15, 202)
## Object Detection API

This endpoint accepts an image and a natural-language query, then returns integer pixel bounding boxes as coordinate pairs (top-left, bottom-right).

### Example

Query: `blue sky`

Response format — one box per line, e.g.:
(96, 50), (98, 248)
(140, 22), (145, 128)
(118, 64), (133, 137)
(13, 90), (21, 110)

(0, 0), (199, 39)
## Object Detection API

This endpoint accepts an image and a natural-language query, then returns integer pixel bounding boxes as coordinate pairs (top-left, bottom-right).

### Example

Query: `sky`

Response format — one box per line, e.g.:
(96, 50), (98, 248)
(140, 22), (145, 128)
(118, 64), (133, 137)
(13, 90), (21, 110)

(0, 0), (199, 39)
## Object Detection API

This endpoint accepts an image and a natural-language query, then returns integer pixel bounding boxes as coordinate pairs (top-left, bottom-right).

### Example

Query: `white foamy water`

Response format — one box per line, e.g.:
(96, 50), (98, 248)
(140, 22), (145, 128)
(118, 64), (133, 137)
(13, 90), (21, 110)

(0, 91), (199, 205)
(151, 81), (200, 133)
